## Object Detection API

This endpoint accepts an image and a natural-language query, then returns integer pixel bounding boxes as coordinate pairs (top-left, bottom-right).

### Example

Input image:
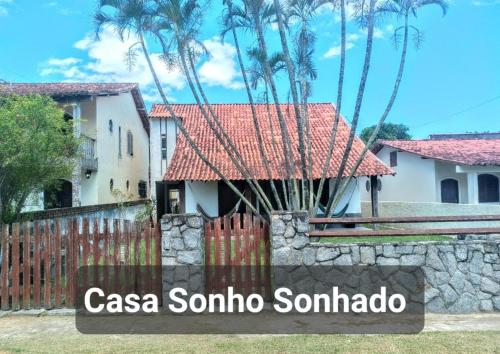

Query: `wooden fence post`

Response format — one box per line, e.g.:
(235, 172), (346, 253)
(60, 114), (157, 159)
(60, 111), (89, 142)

(1, 225), (9, 310)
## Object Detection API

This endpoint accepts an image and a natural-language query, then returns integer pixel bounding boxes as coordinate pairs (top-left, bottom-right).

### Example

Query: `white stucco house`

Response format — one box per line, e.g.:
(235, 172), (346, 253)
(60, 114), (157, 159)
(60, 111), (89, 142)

(150, 103), (392, 219)
(360, 133), (500, 218)
(0, 83), (150, 211)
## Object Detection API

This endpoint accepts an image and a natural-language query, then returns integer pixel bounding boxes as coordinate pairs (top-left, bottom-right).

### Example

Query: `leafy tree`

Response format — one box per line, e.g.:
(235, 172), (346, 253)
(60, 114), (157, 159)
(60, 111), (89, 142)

(360, 122), (412, 143)
(0, 95), (78, 223)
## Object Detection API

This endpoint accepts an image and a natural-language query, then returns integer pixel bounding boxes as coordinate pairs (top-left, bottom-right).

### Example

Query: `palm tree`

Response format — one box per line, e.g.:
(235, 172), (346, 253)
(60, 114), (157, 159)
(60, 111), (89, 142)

(313, 0), (347, 216)
(323, 0), (377, 218)
(227, 0), (301, 209)
(246, 47), (290, 209)
(94, 0), (260, 214)
(285, 0), (321, 211)
(221, 0), (284, 210)
(272, 0), (310, 208)
(153, 0), (280, 214)
(326, 0), (448, 213)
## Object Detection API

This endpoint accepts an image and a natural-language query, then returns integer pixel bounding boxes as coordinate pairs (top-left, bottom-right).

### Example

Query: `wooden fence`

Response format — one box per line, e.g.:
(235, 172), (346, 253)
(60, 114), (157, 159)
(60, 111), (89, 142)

(309, 214), (500, 237)
(204, 213), (271, 299)
(0, 218), (161, 311)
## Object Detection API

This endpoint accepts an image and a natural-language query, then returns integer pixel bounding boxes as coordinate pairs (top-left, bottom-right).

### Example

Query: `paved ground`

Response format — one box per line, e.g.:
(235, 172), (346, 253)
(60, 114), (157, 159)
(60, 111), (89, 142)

(0, 314), (498, 354)
(0, 311), (499, 333)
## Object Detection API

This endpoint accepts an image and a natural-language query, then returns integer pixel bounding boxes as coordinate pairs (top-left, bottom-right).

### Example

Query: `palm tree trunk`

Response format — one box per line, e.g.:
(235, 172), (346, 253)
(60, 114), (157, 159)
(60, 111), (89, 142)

(137, 34), (259, 215)
(177, 41), (272, 214)
(252, 9), (299, 210)
(225, 0), (284, 210)
(300, 80), (314, 212)
(324, 0), (376, 218)
(328, 14), (410, 212)
(313, 0), (346, 215)
(272, 0), (309, 208)
(265, 87), (290, 210)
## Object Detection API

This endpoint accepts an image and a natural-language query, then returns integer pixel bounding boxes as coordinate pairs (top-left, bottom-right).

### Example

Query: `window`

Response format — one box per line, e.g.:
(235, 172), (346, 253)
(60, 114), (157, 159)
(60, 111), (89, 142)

(138, 180), (147, 199)
(108, 119), (113, 133)
(118, 126), (122, 158)
(126, 180), (130, 191)
(127, 131), (134, 156)
(441, 178), (459, 203)
(161, 134), (167, 160)
(110, 178), (114, 192)
(478, 174), (499, 203)
(390, 151), (398, 167)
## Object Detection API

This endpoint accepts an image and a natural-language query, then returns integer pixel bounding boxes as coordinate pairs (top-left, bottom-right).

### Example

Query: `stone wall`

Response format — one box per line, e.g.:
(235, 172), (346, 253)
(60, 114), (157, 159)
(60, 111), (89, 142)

(271, 211), (500, 313)
(161, 213), (204, 266)
(160, 213), (205, 301)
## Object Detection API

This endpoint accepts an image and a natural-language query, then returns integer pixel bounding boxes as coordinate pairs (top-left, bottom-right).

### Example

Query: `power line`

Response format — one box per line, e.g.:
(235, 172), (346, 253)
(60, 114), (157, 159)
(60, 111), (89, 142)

(412, 94), (500, 128)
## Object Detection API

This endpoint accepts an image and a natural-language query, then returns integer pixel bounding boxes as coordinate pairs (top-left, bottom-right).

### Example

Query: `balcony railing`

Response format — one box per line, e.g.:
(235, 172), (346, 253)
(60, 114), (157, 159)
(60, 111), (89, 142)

(81, 135), (98, 171)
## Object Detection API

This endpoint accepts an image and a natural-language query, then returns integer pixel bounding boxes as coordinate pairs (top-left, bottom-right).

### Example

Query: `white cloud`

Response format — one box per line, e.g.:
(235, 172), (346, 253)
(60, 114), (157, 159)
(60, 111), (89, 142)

(0, 0), (13, 16)
(47, 57), (81, 66)
(40, 27), (185, 102)
(323, 25), (389, 59)
(346, 33), (361, 42)
(323, 42), (355, 58)
(198, 37), (243, 89)
(40, 29), (243, 103)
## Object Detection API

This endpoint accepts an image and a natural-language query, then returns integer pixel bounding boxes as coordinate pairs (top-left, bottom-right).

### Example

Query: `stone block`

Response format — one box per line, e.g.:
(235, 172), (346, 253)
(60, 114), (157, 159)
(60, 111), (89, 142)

(360, 246), (375, 265)
(400, 254), (425, 266)
(316, 247), (340, 262)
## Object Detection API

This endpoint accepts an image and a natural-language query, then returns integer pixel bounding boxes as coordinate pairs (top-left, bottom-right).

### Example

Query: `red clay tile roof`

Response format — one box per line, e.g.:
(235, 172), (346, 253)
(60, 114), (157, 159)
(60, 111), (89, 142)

(0, 83), (149, 134)
(378, 139), (500, 166)
(0, 82), (137, 96)
(150, 103), (393, 181)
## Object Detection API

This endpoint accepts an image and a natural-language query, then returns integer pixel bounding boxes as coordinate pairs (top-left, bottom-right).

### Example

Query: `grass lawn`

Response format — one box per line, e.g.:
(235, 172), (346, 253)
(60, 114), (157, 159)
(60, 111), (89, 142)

(0, 317), (499, 354)
(320, 235), (454, 244)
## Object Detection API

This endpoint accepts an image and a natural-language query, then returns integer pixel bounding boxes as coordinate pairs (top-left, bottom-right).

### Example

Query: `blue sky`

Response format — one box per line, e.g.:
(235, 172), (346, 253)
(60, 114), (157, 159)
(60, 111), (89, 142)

(0, 0), (498, 138)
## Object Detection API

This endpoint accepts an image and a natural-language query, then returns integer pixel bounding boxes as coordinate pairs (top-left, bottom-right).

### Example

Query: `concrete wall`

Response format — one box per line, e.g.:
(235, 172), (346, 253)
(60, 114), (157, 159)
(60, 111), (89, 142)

(185, 181), (219, 217)
(19, 200), (149, 228)
(95, 92), (150, 204)
(361, 201), (500, 228)
(360, 147), (437, 203)
(331, 178), (361, 216)
(150, 118), (178, 199)
(270, 212), (500, 313)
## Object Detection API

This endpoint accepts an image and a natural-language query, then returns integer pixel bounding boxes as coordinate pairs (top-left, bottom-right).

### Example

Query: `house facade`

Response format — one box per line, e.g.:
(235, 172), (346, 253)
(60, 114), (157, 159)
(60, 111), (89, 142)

(0, 83), (150, 211)
(150, 103), (392, 218)
(360, 133), (500, 217)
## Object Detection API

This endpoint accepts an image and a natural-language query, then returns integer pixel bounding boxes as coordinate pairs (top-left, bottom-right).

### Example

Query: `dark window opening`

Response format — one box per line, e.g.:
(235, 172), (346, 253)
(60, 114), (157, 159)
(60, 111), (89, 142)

(478, 174), (499, 203)
(127, 131), (134, 156)
(109, 119), (113, 133)
(110, 178), (114, 191)
(441, 178), (459, 203)
(161, 134), (167, 160)
(390, 151), (398, 167)
(44, 180), (72, 209)
(118, 126), (122, 158)
(138, 180), (147, 199)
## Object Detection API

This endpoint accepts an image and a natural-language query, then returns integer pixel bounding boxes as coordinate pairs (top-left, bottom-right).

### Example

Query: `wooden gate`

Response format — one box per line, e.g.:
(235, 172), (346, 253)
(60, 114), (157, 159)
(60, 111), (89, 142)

(204, 213), (271, 299)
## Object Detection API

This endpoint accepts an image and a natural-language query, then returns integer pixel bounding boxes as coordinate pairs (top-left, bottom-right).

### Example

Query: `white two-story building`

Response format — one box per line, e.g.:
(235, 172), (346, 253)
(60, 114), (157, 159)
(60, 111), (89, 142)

(0, 83), (150, 211)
